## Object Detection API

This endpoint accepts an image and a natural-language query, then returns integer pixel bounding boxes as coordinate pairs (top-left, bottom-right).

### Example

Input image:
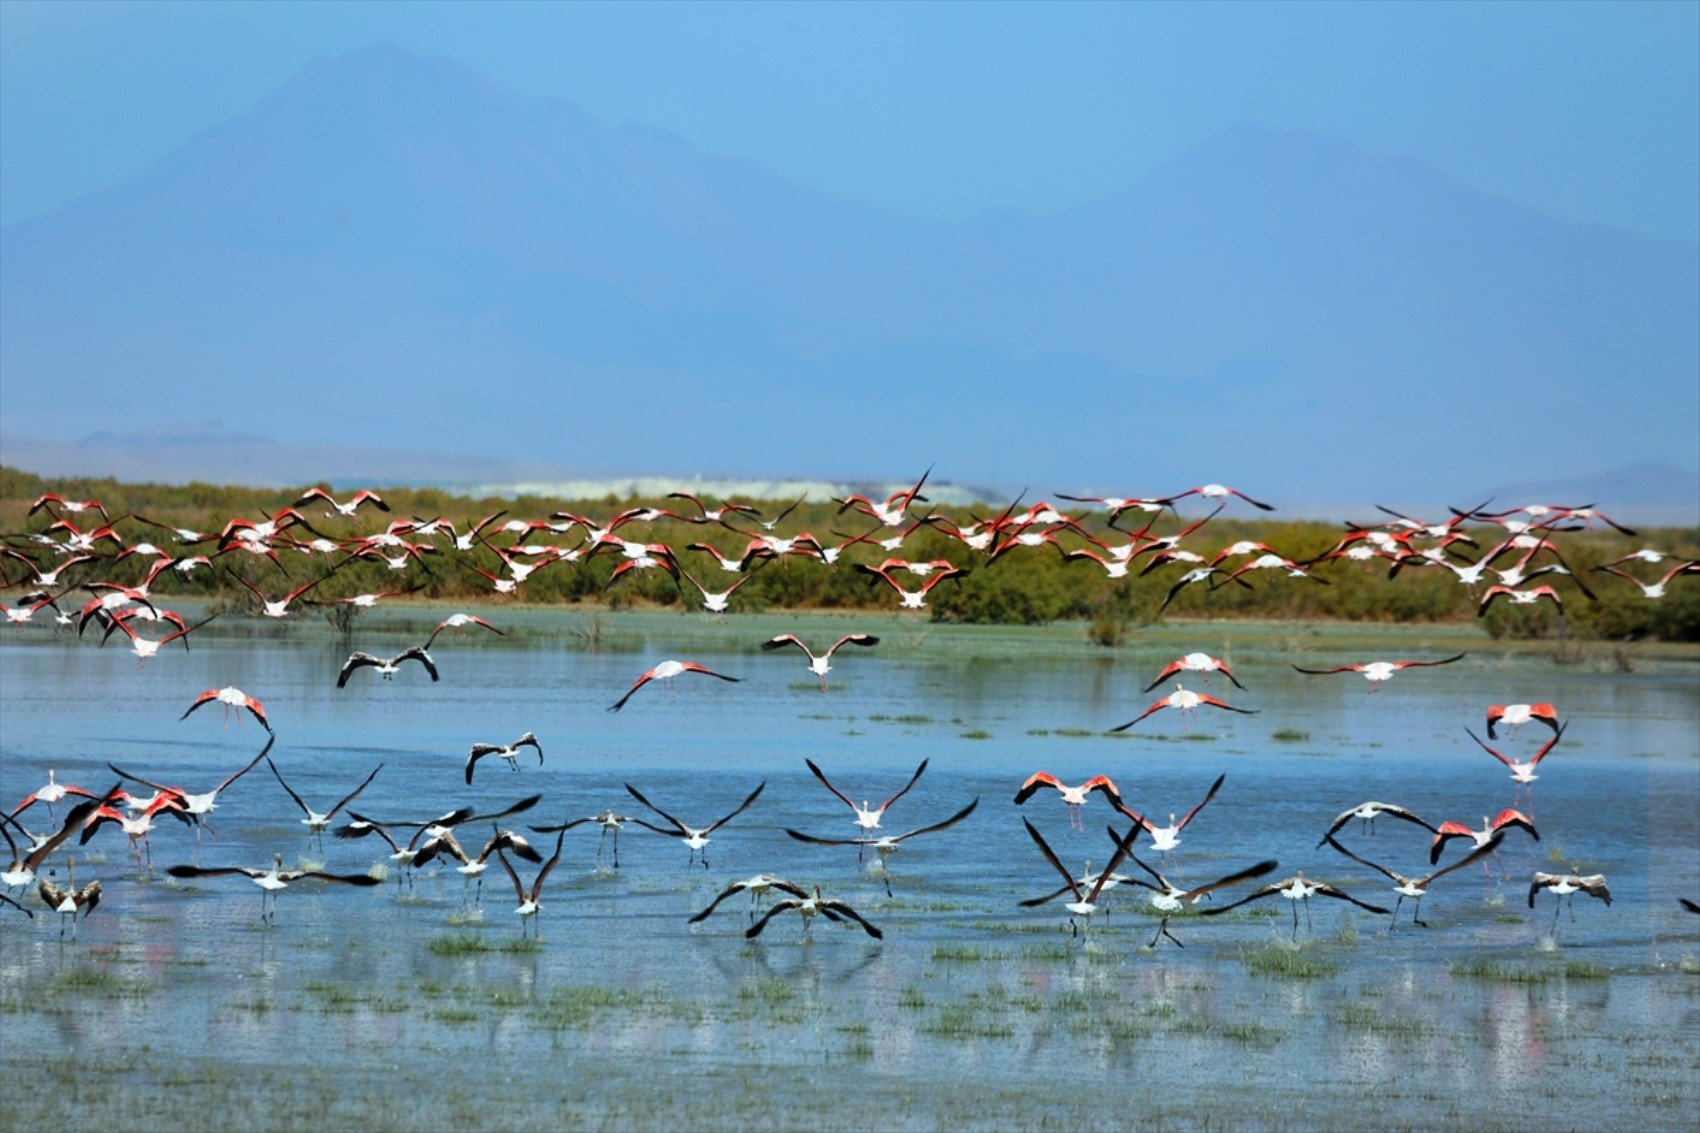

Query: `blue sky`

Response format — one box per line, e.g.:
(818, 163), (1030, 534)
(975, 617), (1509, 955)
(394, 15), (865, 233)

(3, 0), (1696, 241)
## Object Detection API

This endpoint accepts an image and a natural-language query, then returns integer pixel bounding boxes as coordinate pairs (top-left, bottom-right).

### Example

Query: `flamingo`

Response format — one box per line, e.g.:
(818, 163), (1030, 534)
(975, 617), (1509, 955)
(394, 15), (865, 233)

(1165, 484), (1274, 511)
(667, 492), (762, 527)
(1325, 834), (1506, 929)
(266, 757), (383, 848)
(167, 852), (383, 926)
(29, 493), (110, 521)
(1020, 820), (1138, 937)
(1054, 493), (1173, 522)
(79, 793), (190, 873)
(530, 811), (631, 868)
(835, 466), (931, 528)
(1291, 652), (1467, 687)
(623, 781), (765, 870)
(412, 828), (543, 905)
(1485, 703), (1560, 740)
(1199, 872), (1391, 936)
(745, 885), (883, 940)
(1, 590), (67, 626)
(232, 571), (336, 618)
(782, 799), (978, 896)
(181, 686), (272, 733)
(1528, 872), (1611, 932)
(607, 660), (740, 712)
(9, 770), (96, 823)
(690, 875), (809, 924)
(804, 758), (928, 835)
(0, 549), (95, 588)
(1317, 801), (1436, 846)
(465, 732), (543, 784)
(1107, 849), (1280, 948)
(1111, 684), (1257, 732)
(1013, 773), (1122, 831)
(855, 562), (966, 610)
(423, 613), (505, 648)
(106, 735), (272, 842)
(1429, 809), (1539, 876)
(37, 858), (102, 939)
(1464, 725), (1564, 802)
(678, 567), (757, 615)
(1111, 773), (1225, 860)
(686, 543), (752, 573)
(761, 633), (880, 689)
(1142, 653), (1246, 693)
(1478, 584), (1564, 616)
(1594, 561), (1699, 599)
(2, 799), (102, 896)
(289, 487), (390, 518)
(494, 827), (568, 936)
(336, 646), (439, 687)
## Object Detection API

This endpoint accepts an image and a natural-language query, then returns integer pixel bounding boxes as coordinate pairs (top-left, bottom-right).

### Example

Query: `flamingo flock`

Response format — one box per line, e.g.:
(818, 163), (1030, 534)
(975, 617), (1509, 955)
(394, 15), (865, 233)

(1, 473), (1694, 955)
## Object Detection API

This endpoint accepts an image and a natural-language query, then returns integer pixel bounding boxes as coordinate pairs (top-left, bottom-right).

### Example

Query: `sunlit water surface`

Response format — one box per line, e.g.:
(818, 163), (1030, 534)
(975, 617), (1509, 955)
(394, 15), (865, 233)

(3, 615), (1697, 1130)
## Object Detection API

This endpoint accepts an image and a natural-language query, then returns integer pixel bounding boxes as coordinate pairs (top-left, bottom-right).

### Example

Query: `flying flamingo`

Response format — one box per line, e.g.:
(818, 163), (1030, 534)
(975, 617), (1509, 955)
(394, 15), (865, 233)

(1325, 834), (1506, 929)
(37, 858), (102, 939)
(424, 613), (505, 648)
(411, 828), (543, 906)
(1200, 872), (1391, 937)
(782, 799), (978, 896)
(1429, 808), (1539, 877)
(337, 646), (439, 687)
(529, 810), (632, 868)
(760, 633), (880, 689)
(1593, 561), (1699, 599)
(181, 686), (272, 733)
(855, 562), (966, 610)
(1290, 652), (1467, 688)
(1111, 684), (1257, 732)
(266, 757), (383, 848)
(1013, 772), (1123, 831)
(1165, 484), (1274, 511)
(607, 660), (741, 712)
(690, 875), (809, 924)
(803, 757), (928, 842)
(1528, 872), (1611, 933)
(232, 571), (335, 618)
(1317, 801), (1436, 846)
(1477, 584), (1564, 616)
(9, 771), (96, 824)
(1102, 848), (1280, 948)
(623, 781), (765, 870)
(107, 735), (273, 843)
(1020, 820), (1139, 938)
(744, 885), (883, 941)
(1142, 653), (1246, 693)
(465, 732), (544, 784)
(1486, 703), (1560, 740)
(167, 852), (383, 926)
(494, 827), (569, 936)
(678, 567), (758, 615)
(1111, 773), (1225, 860)
(289, 487), (391, 518)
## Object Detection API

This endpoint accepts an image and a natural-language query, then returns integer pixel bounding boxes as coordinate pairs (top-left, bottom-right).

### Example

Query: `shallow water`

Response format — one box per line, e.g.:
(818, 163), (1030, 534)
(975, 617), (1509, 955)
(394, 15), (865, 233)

(2, 613), (1697, 1130)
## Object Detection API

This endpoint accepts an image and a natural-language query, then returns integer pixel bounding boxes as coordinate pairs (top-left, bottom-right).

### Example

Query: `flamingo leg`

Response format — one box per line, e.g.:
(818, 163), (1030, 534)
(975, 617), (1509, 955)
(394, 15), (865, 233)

(1389, 895), (1403, 933)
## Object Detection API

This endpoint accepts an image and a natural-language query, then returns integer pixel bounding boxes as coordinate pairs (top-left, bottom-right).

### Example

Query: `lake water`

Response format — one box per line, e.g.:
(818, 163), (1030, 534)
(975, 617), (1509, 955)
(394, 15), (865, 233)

(3, 611), (1697, 1129)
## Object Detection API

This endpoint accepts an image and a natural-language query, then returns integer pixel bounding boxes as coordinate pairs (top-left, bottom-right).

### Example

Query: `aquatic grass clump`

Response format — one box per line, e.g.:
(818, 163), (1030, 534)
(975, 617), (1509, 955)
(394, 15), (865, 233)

(923, 1004), (1015, 1039)
(426, 933), (543, 955)
(1241, 944), (1337, 979)
(898, 985), (927, 1009)
(931, 943), (991, 963)
(1271, 728), (1310, 742)
(533, 984), (659, 1029)
(53, 967), (155, 999)
(1450, 957), (1551, 983)
(738, 977), (797, 1007)
(959, 730), (992, 740)
(1053, 727), (1094, 738)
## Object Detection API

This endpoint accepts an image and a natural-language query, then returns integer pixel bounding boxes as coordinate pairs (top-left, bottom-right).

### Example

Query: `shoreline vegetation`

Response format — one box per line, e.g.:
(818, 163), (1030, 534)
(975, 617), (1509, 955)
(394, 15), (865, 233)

(4, 465), (1697, 646)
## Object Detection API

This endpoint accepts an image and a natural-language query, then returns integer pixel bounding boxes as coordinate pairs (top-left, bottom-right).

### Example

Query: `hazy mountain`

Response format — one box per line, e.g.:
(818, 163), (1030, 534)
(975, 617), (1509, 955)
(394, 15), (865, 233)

(3, 43), (1694, 507)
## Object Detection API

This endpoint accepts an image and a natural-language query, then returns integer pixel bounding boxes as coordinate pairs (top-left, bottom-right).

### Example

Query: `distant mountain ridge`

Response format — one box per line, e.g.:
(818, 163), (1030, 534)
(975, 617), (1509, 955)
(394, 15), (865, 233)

(2, 44), (1694, 504)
